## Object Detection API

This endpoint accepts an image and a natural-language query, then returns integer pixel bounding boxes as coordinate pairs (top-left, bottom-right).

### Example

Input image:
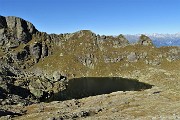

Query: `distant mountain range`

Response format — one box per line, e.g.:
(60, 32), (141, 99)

(124, 33), (180, 47)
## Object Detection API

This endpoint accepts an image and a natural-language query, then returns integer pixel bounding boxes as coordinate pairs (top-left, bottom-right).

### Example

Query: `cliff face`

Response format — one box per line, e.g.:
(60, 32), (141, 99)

(0, 16), (37, 48)
(0, 16), (180, 119)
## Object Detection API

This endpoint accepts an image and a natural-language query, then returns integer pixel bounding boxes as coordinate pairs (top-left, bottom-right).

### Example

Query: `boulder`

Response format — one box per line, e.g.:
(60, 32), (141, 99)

(127, 52), (138, 62)
(138, 35), (153, 46)
(53, 71), (66, 82)
(117, 34), (129, 46)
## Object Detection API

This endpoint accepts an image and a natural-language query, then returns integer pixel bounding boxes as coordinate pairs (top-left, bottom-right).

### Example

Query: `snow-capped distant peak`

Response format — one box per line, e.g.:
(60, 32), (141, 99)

(124, 33), (180, 47)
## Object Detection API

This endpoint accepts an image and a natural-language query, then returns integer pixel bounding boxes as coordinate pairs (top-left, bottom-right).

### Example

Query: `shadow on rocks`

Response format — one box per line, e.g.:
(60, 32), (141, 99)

(0, 109), (22, 117)
(8, 84), (31, 98)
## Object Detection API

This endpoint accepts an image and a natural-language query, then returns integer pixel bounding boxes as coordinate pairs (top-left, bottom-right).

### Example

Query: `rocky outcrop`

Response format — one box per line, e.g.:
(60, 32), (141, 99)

(42, 44), (48, 58)
(30, 42), (42, 63)
(52, 71), (66, 82)
(0, 16), (37, 48)
(127, 52), (138, 62)
(0, 61), (68, 103)
(5, 16), (37, 43)
(77, 54), (97, 69)
(96, 34), (129, 50)
(8, 42), (49, 66)
(138, 34), (153, 46)
(0, 68), (33, 106)
(113, 34), (129, 48)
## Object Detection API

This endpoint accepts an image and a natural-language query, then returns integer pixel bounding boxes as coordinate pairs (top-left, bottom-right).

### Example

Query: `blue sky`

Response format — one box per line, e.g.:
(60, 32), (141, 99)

(0, 0), (180, 35)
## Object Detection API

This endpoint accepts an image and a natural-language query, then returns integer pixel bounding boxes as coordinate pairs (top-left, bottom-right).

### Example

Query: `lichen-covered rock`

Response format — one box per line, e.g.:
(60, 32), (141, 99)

(104, 56), (123, 63)
(145, 59), (161, 66)
(139, 52), (148, 59)
(53, 71), (61, 82)
(52, 71), (66, 82)
(138, 35), (153, 46)
(6, 40), (20, 48)
(127, 52), (138, 62)
(113, 34), (129, 48)
(77, 54), (96, 69)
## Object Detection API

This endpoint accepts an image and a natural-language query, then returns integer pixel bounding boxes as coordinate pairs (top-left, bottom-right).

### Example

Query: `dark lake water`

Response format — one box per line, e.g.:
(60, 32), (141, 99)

(51, 77), (153, 101)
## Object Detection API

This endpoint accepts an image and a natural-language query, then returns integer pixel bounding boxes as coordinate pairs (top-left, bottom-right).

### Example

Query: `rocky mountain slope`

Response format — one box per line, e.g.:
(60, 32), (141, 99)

(0, 16), (180, 119)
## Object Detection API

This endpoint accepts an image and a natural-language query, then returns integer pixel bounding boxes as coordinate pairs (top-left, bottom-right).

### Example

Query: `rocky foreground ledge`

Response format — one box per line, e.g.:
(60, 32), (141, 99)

(0, 16), (180, 119)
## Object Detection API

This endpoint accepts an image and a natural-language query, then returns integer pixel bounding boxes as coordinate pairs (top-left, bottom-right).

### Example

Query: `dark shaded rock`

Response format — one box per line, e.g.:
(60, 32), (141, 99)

(30, 42), (42, 63)
(0, 109), (21, 117)
(28, 78), (53, 101)
(16, 50), (29, 61)
(10, 45), (30, 63)
(0, 83), (9, 93)
(42, 44), (48, 58)
(0, 87), (6, 99)
(8, 84), (31, 98)
(0, 16), (7, 29)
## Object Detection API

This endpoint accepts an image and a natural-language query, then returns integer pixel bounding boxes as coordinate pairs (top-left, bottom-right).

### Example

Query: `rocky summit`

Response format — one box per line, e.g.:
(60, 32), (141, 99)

(0, 16), (180, 120)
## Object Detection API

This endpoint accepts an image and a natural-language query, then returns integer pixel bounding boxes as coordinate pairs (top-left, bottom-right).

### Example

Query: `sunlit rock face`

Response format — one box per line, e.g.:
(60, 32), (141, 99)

(0, 16), (37, 48)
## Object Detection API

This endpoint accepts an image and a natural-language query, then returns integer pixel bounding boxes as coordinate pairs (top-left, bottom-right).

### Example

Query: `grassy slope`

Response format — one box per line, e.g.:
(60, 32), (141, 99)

(28, 32), (180, 80)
